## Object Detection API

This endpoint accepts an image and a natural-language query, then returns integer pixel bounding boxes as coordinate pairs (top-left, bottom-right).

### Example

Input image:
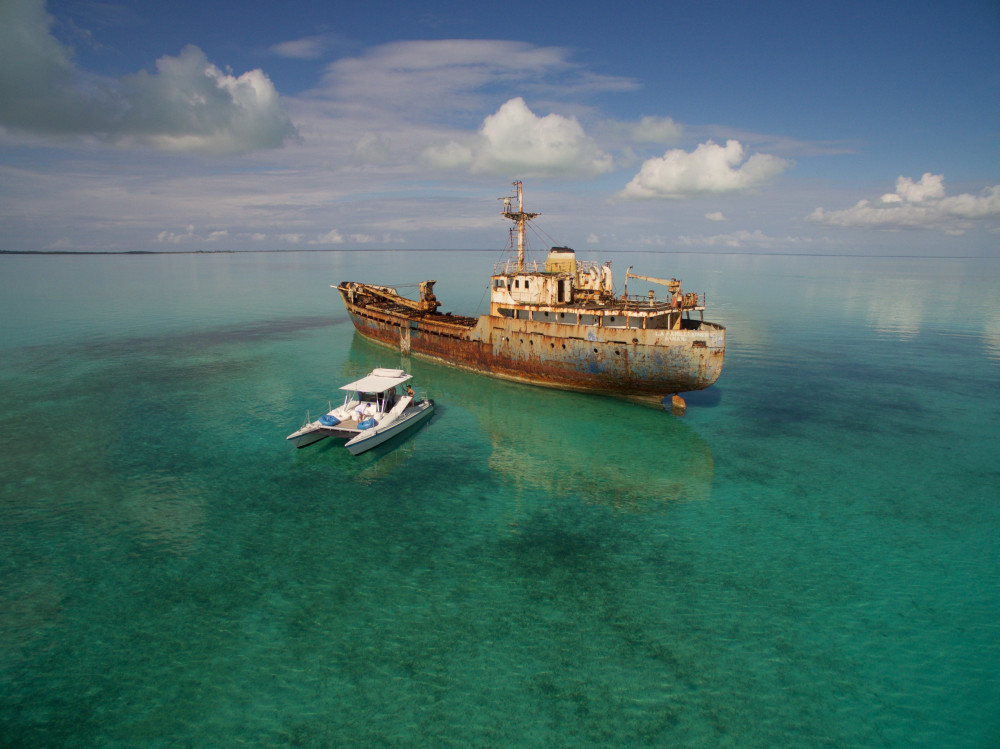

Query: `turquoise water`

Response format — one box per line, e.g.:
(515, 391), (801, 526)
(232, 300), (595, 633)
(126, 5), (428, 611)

(1, 250), (998, 747)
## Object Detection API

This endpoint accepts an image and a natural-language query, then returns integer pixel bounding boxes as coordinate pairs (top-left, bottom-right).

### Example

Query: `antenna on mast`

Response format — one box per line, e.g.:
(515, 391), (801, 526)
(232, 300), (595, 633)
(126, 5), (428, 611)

(499, 180), (539, 271)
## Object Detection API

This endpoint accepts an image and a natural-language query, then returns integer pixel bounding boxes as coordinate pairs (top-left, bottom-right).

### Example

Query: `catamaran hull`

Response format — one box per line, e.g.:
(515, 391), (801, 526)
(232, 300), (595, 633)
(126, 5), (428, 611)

(341, 299), (724, 400)
(345, 402), (435, 455)
(286, 426), (333, 449)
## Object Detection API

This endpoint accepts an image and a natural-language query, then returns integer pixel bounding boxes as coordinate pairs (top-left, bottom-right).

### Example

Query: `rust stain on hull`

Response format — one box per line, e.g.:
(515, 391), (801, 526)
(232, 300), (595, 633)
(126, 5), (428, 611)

(340, 293), (724, 401)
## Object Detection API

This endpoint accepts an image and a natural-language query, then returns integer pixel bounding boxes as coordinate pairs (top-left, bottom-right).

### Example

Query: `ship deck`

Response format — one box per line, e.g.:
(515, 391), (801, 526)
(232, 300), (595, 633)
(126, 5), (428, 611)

(365, 301), (479, 327)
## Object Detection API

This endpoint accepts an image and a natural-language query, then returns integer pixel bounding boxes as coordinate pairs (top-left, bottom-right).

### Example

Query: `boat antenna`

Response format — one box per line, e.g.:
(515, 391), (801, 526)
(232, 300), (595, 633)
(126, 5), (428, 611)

(500, 180), (539, 272)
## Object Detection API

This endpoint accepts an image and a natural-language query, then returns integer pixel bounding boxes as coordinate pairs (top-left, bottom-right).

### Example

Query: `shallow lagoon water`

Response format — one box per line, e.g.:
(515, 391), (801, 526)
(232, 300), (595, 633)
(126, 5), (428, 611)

(1, 250), (998, 747)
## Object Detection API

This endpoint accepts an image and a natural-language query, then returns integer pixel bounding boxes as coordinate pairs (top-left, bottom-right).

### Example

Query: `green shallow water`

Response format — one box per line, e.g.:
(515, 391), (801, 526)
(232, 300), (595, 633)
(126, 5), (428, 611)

(1, 251), (998, 747)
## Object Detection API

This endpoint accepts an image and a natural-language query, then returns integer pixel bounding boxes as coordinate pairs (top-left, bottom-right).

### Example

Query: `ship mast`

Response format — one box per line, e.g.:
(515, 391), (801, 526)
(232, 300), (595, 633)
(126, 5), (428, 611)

(500, 181), (540, 272)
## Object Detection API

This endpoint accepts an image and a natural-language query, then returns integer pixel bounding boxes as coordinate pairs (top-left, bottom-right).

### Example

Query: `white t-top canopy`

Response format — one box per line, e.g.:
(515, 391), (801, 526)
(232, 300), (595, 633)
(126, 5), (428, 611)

(340, 368), (412, 394)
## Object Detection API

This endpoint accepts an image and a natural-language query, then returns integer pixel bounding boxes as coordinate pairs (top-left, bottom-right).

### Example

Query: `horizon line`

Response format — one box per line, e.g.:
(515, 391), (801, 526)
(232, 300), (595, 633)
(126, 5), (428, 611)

(2, 249), (997, 260)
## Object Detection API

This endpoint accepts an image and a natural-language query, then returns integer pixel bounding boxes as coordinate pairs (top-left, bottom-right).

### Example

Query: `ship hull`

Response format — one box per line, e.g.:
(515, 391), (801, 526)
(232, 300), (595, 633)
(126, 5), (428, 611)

(340, 293), (724, 401)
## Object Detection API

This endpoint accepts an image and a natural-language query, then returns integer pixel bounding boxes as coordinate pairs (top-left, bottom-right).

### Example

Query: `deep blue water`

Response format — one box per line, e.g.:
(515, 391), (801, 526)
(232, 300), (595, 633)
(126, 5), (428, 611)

(1, 250), (998, 747)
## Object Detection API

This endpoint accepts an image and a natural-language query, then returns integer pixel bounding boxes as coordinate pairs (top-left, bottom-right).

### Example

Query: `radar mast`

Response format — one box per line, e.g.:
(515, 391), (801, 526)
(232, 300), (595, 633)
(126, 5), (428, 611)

(500, 181), (539, 272)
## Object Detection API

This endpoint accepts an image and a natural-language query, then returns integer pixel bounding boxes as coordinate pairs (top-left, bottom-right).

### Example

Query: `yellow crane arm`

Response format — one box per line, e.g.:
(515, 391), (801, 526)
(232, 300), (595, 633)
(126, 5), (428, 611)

(625, 271), (680, 289)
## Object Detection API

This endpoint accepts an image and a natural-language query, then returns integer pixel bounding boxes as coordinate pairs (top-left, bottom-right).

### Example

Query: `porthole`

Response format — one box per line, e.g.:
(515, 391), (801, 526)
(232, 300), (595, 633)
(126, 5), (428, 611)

(615, 350), (620, 356)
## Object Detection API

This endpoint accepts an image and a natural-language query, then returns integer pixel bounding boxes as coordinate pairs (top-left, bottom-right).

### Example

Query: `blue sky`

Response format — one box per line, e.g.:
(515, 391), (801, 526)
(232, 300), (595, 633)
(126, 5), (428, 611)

(2, 0), (998, 254)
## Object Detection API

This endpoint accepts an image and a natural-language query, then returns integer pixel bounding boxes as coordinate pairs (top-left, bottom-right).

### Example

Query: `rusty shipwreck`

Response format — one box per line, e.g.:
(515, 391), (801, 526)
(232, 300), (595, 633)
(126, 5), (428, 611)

(336, 182), (725, 405)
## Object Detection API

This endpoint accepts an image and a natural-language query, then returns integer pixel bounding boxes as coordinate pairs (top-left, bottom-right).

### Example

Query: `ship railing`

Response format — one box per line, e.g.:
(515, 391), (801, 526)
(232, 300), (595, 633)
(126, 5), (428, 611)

(494, 259), (543, 275)
(622, 295), (671, 308)
(494, 258), (605, 275)
(621, 292), (705, 310)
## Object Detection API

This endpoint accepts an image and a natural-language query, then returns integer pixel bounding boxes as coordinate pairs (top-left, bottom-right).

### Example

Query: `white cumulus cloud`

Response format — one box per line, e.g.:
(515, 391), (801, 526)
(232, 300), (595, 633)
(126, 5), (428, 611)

(0, 0), (297, 154)
(885, 173), (945, 203)
(676, 229), (823, 249)
(808, 173), (1000, 232)
(156, 225), (196, 244)
(155, 225), (230, 243)
(309, 229), (345, 245)
(422, 97), (613, 178)
(118, 46), (298, 154)
(619, 139), (791, 199)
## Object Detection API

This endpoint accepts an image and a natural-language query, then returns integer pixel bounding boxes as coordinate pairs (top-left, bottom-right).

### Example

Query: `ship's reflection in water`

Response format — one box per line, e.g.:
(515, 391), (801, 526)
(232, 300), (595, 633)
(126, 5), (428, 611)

(347, 334), (714, 512)
(477, 387), (714, 511)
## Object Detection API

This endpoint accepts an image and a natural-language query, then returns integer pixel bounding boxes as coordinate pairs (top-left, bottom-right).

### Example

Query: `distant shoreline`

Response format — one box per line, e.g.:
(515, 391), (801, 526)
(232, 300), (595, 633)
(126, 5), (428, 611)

(1, 249), (994, 260)
(0, 248), (495, 256)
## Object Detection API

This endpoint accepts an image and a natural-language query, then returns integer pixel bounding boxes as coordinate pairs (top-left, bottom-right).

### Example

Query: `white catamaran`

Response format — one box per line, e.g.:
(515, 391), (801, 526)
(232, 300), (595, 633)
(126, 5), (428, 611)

(286, 368), (434, 455)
